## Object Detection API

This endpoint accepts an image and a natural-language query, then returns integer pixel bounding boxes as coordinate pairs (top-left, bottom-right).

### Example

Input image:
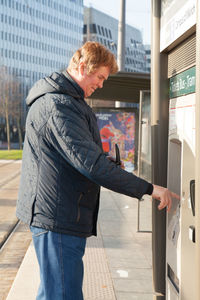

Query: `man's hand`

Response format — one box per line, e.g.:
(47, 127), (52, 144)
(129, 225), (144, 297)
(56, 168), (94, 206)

(152, 184), (180, 212)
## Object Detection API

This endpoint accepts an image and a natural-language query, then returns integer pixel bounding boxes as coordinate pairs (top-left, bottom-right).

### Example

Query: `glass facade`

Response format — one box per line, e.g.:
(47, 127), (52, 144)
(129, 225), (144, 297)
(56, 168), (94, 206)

(0, 0), (83, 80)
(0, 0), (83, 141)
(0, 0), (84, 147)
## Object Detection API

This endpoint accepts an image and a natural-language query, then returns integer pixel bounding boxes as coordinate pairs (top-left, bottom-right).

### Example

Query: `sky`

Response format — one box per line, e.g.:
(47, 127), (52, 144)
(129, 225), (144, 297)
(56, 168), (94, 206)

(83, 0), (151, 45)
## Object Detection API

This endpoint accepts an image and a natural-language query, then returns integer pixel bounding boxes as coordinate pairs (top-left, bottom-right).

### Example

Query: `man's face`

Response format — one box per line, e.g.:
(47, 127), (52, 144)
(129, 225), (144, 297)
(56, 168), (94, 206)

(81, 66), (110, 98)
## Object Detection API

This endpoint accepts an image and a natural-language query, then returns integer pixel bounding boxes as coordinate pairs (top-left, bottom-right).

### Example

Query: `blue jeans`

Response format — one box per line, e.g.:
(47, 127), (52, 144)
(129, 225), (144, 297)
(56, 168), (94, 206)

(30, 226), (86, 300)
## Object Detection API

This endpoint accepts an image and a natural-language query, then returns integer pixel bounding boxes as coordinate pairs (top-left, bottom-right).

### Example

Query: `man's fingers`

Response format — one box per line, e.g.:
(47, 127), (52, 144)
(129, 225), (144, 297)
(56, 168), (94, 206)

(158, 203), (164, 210)
(166, 191), (179, 212)
(158, 202), (171, 212)
(158, 195), (172, 212)
(171, 191), (180, 200)
(167, 197), (172, 212)
(158, 198), (167, 210)
(152, 184), (180, 212)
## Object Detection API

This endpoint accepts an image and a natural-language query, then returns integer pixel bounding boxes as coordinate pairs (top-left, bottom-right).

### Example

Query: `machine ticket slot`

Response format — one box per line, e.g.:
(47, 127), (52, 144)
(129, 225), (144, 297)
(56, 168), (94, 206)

(190, 179), (195, 217)
(189, 179), (195, 243)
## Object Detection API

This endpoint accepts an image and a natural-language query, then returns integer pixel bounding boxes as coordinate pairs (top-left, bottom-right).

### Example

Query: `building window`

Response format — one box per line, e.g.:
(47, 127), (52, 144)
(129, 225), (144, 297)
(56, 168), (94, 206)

(89, 23), (97, 34)
(101, 26), (105, 36)
(105, 28), (108, 38)
(97, 25), (101, 35)
(83, 24), (87, 34)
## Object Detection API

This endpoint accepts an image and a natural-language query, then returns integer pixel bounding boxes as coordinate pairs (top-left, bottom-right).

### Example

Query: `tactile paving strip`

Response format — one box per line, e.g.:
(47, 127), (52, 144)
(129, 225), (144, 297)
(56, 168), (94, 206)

(83, 232), (116, 299)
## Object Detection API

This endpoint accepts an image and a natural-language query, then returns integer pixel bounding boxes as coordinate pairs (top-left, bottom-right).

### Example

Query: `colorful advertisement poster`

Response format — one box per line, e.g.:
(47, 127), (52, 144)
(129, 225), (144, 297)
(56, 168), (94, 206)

(96, 111), (136, 172)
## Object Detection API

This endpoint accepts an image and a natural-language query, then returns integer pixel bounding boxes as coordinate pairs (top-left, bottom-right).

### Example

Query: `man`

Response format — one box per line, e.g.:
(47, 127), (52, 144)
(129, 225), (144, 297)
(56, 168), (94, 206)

(16, 42), (179, 300)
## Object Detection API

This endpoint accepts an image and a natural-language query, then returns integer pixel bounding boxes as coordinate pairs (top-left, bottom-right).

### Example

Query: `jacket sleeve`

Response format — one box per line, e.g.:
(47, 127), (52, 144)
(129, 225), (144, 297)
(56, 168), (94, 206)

(46, 98), (152, 199)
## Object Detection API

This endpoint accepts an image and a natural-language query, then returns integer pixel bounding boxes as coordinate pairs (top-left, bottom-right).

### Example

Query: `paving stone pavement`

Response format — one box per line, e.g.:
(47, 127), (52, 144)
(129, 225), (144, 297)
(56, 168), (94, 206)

(0, 161), (22, 249)
(0, 161), (32, 300)
(0, 223), (31, 300)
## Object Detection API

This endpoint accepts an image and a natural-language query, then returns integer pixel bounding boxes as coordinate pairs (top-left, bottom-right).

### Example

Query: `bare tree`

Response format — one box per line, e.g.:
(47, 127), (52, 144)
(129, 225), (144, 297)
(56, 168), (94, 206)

(0, 66), (23, 150)
(10, 80), (24, 149)
(0, 66), (11, 150)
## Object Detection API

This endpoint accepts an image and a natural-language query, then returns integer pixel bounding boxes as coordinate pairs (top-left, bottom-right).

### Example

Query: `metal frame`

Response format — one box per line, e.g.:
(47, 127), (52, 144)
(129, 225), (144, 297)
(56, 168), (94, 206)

(195, 1), (200, 300)
(137, 90), (152, 233)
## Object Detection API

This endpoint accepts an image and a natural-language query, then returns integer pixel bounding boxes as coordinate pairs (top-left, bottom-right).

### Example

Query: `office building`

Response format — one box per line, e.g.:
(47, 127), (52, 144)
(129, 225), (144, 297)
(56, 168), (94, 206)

(0, 0), (83, 82)
(83, 6), (147, 73)
(144, 44), (151, 73)
(0, 0), (84, 145)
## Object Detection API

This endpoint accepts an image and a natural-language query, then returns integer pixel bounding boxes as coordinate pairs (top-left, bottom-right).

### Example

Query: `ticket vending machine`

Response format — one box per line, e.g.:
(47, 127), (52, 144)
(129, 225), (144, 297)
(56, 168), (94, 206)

(166, 94), (196, 299)
(151, 1), (199, 299)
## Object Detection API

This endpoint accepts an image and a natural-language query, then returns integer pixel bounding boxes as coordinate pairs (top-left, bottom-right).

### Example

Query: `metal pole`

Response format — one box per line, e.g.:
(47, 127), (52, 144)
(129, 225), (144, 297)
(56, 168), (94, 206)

(87, 7), (91, 41)
(137, 91), (143, 232)
(195, 1), (200, 299)
(117, 0), (126, 71)
(151, 0), (160, 131)
(151, 2), (164, 296)
(137, 91), (143, 178)
(151, 0), (168, 298)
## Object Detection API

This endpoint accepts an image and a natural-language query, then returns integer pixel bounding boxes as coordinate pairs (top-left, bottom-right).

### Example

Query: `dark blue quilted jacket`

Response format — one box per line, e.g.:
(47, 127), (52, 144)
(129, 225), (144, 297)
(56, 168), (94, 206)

(16, 71), (152, 237)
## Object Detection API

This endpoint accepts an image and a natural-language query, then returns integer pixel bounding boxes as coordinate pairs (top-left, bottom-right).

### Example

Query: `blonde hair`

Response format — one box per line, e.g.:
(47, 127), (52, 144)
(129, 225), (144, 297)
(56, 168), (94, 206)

(68, 41), (118, 75)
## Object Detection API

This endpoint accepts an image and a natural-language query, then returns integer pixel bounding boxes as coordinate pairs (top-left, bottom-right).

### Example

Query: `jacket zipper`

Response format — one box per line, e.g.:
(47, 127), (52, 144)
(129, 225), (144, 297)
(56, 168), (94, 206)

(76, 193), (83, 222)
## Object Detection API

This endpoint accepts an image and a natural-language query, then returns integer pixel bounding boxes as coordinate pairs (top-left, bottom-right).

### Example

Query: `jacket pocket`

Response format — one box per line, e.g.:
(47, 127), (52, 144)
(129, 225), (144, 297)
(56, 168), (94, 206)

(76, 192), (83, 222)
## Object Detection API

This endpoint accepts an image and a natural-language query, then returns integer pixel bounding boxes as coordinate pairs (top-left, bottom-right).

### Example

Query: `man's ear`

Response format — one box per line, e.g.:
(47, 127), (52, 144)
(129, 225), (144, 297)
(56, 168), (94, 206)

(79, 62), (85, 76)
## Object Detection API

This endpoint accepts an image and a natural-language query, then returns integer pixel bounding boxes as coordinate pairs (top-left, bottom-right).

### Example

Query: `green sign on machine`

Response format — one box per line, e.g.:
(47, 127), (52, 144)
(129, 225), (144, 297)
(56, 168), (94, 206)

(169, 66), (196, 98)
